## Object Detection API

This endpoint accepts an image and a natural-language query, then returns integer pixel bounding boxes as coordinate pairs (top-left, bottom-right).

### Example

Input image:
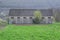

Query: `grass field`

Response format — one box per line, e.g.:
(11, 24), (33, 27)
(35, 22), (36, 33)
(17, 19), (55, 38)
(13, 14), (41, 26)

(0, 24), (60, 40)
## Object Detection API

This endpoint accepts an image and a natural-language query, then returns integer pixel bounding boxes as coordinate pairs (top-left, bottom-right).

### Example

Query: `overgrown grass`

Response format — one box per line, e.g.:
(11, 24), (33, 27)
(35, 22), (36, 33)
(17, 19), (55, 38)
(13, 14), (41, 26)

(0, 24), (60, 40)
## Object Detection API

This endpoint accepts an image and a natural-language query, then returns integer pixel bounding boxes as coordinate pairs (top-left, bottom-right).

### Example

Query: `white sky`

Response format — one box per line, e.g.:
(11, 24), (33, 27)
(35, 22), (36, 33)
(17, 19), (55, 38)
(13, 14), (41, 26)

(0, 0), (60, 9)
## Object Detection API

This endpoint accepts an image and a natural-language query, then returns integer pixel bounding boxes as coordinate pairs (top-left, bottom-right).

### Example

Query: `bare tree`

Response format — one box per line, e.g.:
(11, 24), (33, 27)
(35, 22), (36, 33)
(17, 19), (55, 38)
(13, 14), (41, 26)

(53, 9), (60, 22)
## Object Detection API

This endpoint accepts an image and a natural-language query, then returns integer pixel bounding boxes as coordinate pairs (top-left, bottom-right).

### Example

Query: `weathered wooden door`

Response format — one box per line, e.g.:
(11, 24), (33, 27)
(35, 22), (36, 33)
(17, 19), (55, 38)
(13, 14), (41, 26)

(17, 17), (21, 24)
(23, 17), (27, 24)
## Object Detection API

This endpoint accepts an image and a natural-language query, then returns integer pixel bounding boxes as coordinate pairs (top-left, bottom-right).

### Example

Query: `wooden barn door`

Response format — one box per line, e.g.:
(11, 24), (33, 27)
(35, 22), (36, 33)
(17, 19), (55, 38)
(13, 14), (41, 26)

(17, 17), (21, 24)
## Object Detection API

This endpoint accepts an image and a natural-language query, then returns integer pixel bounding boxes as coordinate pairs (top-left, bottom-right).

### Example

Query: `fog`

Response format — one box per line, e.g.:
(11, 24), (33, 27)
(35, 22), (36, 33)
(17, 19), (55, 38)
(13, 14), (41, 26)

(0, 0), (60, 16)
(0, 0), (60, 9)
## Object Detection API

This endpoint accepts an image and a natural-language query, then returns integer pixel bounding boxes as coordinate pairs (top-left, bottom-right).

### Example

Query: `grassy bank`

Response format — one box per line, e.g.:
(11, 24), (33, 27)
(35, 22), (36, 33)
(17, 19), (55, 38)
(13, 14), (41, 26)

(0, 24), (60, 40)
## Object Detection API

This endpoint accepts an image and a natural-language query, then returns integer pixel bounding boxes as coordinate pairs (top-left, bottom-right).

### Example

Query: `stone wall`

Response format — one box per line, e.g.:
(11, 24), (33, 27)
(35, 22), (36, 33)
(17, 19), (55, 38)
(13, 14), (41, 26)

(9, 16), (34, 24)
(41, 16), (54, 24)
(9, 16), (54, 24)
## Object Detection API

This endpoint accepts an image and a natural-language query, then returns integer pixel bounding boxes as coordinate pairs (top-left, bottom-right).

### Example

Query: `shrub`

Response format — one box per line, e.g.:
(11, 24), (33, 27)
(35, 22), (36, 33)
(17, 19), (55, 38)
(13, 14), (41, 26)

(33, 17), (40, 24)
(0, 18), (7, 25)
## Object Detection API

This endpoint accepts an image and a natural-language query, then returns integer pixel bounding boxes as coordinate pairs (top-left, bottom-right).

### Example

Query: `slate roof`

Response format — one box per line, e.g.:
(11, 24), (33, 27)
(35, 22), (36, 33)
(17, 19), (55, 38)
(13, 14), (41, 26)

(9, 9), (53, 16)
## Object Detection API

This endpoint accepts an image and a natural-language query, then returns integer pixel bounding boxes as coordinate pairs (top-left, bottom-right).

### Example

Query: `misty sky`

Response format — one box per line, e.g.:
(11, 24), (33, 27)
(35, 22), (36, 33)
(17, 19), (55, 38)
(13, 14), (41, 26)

(0, 0), (60, 9)
(0, 0), (60, 17)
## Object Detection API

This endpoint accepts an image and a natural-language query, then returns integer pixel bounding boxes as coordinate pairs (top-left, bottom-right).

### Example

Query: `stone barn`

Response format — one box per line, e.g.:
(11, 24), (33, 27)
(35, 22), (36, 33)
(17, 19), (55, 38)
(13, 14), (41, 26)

(8, 9), (54, 24)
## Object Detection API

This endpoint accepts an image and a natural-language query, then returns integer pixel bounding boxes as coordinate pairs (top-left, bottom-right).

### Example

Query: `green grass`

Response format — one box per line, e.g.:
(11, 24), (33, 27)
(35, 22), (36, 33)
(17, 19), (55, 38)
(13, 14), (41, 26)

(0, 24), (60, 40)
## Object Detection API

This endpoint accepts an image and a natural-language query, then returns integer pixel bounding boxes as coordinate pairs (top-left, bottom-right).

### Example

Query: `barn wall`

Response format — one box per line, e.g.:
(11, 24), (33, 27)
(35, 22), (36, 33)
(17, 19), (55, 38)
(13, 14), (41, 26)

(9, 16), (34, 24)
(9, 16), (54, 24)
